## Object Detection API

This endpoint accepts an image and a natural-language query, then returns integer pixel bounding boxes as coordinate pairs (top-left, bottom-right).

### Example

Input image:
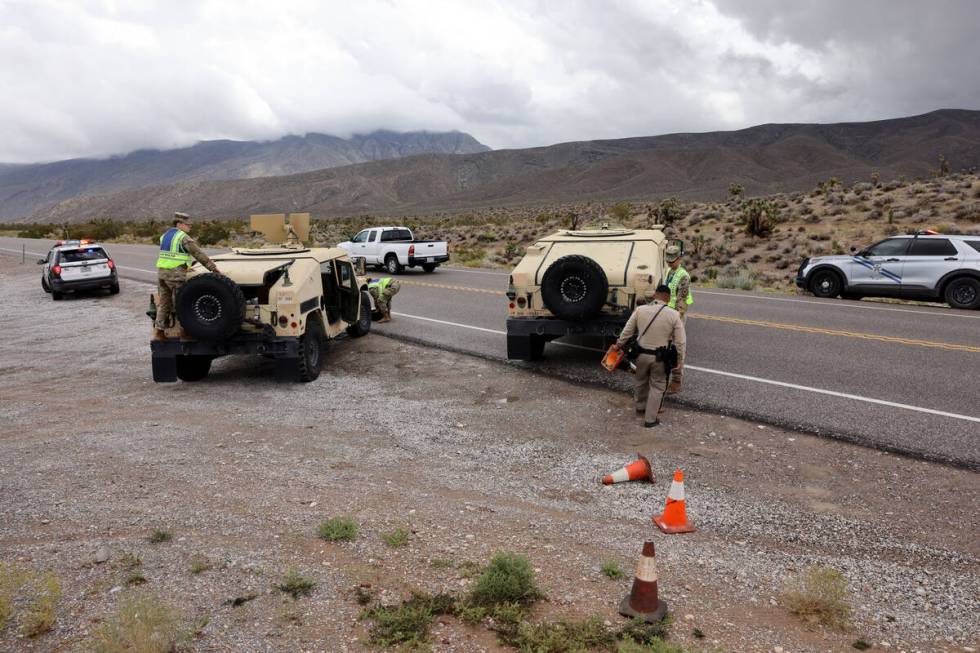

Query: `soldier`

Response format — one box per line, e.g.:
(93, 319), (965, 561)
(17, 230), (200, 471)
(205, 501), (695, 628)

(367, 277), (400, 323)
(664, 244), (692, 394)
(612, 284), (686, 427)
(153, 212), (221, 340)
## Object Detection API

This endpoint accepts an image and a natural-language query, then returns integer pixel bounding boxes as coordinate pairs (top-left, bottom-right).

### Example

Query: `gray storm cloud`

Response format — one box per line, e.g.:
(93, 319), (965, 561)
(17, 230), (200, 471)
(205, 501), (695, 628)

(1, 0), (978, 163)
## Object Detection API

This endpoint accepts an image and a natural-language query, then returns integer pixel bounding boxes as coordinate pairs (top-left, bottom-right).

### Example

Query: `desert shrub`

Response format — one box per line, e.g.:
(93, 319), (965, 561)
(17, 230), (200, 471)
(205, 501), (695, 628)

(781, 565), (852, 630)
(90, 594), (185, 653)
(382, 527), (410, 548)
(0, 565), (61, 638)
(17, 224), (53, 239)
(147, 530), (173, 544)
(740, 198), (776, 238)
(469, 552), (543, 608)
(728, 183), (744, 200)
(195, 221), (230, 246)
(716, 267), (756, 290)
(600, 559), (624, 579)
(363, 592), (456, 649)
(656, 197), (684, 226)
(317, 516), (358, 542)
(276, 568), (315, 599)
(609, 202), (632, 221)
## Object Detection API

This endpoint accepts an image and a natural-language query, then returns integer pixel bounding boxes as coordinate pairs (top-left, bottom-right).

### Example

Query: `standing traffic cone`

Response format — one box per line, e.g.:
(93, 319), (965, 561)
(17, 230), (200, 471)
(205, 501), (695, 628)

(652, 469), (696, 534)
(618, 541), (668, 623)
(602, 453), (654, 485)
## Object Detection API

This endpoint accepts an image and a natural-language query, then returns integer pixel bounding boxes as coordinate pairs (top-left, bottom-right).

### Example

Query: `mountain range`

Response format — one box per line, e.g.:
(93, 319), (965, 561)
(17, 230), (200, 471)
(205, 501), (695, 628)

(0, 130), (489, 219)
(9, 109), (980, 223)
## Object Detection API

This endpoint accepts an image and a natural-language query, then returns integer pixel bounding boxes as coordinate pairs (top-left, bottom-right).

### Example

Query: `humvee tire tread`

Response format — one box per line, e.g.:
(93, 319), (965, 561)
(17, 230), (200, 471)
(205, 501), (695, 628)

(346, 290), (372, 337)
(294, 324), (323, 382)
(176, 273), (246, 341)
(540, 255), (608, 321)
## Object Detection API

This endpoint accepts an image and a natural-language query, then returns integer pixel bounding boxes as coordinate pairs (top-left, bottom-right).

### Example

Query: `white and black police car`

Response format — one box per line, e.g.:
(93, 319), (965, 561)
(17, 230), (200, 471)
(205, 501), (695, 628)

(39, 240), (120, 300)
(796, 231), (980, 309)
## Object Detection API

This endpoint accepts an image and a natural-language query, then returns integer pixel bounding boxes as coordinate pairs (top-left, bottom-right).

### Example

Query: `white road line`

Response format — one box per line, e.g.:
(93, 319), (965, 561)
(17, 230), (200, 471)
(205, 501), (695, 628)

(696, 289), (980, 320)
(388, 310), (980, 424)
(439, 267), (509, 276)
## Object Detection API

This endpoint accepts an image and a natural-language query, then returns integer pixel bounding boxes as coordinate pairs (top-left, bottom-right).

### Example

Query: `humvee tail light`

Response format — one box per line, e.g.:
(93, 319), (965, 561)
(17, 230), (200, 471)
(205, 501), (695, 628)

(509, 303), (515, 309)
(516, 297), (526, 306)
(278, 315), (288, 326)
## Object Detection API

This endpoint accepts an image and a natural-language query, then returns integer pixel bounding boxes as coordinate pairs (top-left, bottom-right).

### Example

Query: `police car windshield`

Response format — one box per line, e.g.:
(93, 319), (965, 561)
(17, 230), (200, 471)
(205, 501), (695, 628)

(59, 248), (108, 263)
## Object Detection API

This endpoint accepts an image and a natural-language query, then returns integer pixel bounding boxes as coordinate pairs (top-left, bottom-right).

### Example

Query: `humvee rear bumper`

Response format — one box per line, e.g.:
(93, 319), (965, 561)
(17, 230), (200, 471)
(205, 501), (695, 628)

(150, 332), (301, 382)
(506, 317), (626, 361)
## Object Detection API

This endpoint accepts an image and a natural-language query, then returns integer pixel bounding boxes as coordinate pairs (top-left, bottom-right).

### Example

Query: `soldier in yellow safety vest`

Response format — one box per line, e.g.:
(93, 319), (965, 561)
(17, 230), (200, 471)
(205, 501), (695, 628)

(367, 277), (400, 323)
(153, 212), (221, 340)
(664, 244), (692, 394)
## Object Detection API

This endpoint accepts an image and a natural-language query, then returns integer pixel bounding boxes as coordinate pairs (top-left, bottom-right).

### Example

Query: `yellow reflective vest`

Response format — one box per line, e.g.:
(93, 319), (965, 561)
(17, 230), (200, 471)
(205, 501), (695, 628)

(156, 228), (192, 269)
(666, 266), (693, 308)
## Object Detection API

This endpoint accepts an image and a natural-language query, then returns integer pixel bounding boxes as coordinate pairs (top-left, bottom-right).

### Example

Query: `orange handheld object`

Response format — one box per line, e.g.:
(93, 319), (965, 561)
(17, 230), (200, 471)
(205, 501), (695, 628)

(602, 345), (624, 371)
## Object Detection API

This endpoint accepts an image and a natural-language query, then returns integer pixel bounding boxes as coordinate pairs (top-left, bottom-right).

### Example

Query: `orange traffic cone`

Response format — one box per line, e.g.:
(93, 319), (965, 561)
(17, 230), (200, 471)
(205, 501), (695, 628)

(602, 453), (654, 485)
(618, 541), (668, 623)
(652, 469), (696, 534)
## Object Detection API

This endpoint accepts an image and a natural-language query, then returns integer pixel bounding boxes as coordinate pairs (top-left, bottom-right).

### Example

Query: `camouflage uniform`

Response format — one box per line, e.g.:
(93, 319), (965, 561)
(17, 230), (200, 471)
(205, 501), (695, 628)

(368, 278), (400, 316)
(155, 234), (219, 330)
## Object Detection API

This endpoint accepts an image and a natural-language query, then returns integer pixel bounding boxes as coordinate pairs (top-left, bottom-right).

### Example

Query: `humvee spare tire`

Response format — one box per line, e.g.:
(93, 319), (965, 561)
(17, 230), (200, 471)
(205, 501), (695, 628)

(540, 255), (608, 321)
(176, 273), (245, 340)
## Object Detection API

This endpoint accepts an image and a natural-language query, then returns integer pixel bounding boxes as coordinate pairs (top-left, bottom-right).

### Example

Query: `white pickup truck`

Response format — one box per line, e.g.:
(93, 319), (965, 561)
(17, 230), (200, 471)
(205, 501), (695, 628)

(338, 226), (449, 274)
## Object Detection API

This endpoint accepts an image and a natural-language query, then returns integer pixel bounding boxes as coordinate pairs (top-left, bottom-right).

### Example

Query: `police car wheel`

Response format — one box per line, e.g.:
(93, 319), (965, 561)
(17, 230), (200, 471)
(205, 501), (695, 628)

(175, 273), (245, 340)
(809, 270), (842, 298)
(346, 290), (372, 338)
(944, 277), (980, 310)
(540, 255), (609, 321)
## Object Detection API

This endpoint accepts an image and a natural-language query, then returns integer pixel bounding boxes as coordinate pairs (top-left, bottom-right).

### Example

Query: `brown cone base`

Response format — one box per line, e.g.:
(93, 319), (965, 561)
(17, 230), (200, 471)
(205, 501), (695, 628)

(652, 514), (697, 534)
(618, 595), (668, 623)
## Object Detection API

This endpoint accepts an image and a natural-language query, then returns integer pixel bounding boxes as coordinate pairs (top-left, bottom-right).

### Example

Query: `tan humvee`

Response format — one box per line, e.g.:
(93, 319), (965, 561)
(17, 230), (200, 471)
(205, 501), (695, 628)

(505, 223), (677, 360)
(150, 213), (373, 382)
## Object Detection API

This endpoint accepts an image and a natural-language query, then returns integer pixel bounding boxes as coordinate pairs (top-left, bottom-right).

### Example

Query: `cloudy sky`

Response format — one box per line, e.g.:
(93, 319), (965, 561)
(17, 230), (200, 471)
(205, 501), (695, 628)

(2, 0), (979, 163)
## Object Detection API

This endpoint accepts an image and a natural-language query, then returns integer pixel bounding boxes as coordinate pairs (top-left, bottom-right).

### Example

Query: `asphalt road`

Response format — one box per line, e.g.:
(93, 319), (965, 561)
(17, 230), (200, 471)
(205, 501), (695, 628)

(3, 236), (978, 468)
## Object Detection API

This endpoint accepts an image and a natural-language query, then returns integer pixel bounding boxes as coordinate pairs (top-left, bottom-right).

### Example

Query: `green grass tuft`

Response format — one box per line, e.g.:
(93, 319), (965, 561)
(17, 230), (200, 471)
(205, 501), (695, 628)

(601, 559), (625, 580)
(90, 594), (185, 653)
(852, 639), (871, 650)
(469, 552), (543, 608)
(364, 592), (456, 649)
(429, 558), (455, 569)
(147, 530), (173, 544)
(189, 555), (213, 575)
(276, 568), (316, 599)
(501, 615), (614, 651)
(456, 560), (482, 579)
(125, 572), (147, 587)
(782, 565), (852, 630)
(382, 527), (411, 548)
(317, 517), (358, 542)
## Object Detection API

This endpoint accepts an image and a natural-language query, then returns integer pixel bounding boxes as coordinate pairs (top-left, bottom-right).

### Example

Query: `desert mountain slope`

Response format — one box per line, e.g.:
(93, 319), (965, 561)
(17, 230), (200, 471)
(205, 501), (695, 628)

(0, 130), (489, 219)
(25, 109), (980, 223)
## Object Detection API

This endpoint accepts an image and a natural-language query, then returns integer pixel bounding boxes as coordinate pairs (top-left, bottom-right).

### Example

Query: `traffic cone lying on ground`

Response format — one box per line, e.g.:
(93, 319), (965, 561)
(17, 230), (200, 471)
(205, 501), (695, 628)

(601, 453), (654, 485)
(652, 469), (696, 534)
(618, 541), (668, 623)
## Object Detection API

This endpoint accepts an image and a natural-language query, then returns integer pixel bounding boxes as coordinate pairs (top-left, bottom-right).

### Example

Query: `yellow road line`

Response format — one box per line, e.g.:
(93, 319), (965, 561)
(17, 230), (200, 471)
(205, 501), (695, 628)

(400, 279), (503, 296)
(400, 280), (980, 352)
(691, 313), (980, 353)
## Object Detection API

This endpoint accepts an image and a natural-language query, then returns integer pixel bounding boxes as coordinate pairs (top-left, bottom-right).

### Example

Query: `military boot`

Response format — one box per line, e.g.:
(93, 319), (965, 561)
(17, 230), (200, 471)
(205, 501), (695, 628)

(666, 379), (682, 395)
(152, 328), (167, 341)
(378, 310), (391, 324)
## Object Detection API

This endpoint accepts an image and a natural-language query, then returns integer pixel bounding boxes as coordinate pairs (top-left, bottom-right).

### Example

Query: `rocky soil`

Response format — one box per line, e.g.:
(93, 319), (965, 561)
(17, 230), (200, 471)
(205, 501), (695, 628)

(1, 260), (978, 653)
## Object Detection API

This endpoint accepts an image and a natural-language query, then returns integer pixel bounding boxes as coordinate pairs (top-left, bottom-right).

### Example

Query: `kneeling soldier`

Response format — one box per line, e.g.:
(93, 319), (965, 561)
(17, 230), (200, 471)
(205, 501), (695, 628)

(367, 277), (400, 323)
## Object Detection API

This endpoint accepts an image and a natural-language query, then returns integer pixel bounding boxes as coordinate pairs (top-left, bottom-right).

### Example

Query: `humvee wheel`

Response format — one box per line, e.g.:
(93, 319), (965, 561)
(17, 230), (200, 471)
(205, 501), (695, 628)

(540, 255), (609, 321)
(385, 254), (403, 275)
(175, 355), (212, 382)
(346, 290), (372, 338)
(294, 322), (323, 382)
(176, 273), (245, 340)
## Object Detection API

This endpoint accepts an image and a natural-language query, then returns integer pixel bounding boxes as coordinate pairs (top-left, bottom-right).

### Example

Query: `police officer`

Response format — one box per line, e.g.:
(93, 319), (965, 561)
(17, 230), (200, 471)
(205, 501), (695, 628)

(664, 244), (692, 394)
(612, 284), (686, 427)
(367, 277), (400, 323)
(153, 212), (221, 340)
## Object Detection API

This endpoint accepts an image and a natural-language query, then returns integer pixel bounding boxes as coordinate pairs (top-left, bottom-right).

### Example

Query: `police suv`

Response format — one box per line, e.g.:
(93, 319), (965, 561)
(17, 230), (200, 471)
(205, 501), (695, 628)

(796, 232), (980, 309)
(38, 240), (119, 300)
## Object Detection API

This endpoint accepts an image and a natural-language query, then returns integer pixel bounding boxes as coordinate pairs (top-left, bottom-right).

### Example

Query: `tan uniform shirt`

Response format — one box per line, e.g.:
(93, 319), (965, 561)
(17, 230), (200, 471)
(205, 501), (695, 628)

(615, 300), (686, 365)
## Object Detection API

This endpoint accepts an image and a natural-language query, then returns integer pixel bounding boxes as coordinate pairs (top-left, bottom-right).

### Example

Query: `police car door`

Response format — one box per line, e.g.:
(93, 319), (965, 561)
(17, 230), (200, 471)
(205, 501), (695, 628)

(902, 237), (960, 296)
(849, 238), (908, 292)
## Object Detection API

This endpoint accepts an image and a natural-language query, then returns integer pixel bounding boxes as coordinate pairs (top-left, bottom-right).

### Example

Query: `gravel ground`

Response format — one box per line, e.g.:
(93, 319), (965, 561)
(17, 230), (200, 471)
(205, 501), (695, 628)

(1, 259), (978, 653)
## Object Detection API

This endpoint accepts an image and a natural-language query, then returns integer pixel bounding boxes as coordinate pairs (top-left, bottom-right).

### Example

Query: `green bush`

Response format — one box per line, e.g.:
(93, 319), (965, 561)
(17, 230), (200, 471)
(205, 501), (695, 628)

(469, 552), (543, 608)
(364, 592), (456, 649)
(317, 517), (358, 542)
(276, 568), (315, 599)
(195, 221), (231, 246)
(782, 565), (852, 630)
(90, 594), (185, 653)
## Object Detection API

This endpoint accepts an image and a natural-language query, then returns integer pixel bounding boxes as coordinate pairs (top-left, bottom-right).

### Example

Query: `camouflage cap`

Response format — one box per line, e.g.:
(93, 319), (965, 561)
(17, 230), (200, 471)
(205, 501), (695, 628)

(665, 244), (682, 261)
(173, 211), (191, 226)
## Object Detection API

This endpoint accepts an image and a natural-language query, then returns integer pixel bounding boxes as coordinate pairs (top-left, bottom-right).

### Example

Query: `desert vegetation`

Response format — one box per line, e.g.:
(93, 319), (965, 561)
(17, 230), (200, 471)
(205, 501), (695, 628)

(4, 172), (978, 291)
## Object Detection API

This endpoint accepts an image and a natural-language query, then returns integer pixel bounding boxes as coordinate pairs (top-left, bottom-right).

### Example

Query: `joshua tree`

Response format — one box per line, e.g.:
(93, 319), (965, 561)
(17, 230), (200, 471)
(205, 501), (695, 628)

(938, 154), (950, 177)
(741, 198), (777, 238)
(728, 183), (744, 201)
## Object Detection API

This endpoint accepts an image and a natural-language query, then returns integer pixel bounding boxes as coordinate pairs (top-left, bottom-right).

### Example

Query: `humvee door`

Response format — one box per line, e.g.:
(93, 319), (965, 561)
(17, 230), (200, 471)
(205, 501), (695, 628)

(334, 259), (360, 324)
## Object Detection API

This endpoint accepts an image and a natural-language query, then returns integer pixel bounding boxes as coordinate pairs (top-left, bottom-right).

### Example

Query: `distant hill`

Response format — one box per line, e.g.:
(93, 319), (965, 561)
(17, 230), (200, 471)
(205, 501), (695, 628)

(22, 109), (980, 223)
(0, 130), (489, 219)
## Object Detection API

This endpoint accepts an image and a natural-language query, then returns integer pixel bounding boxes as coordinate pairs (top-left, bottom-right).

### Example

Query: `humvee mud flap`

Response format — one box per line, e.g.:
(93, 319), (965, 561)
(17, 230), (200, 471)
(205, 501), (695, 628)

(506, 316), (627, 361)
